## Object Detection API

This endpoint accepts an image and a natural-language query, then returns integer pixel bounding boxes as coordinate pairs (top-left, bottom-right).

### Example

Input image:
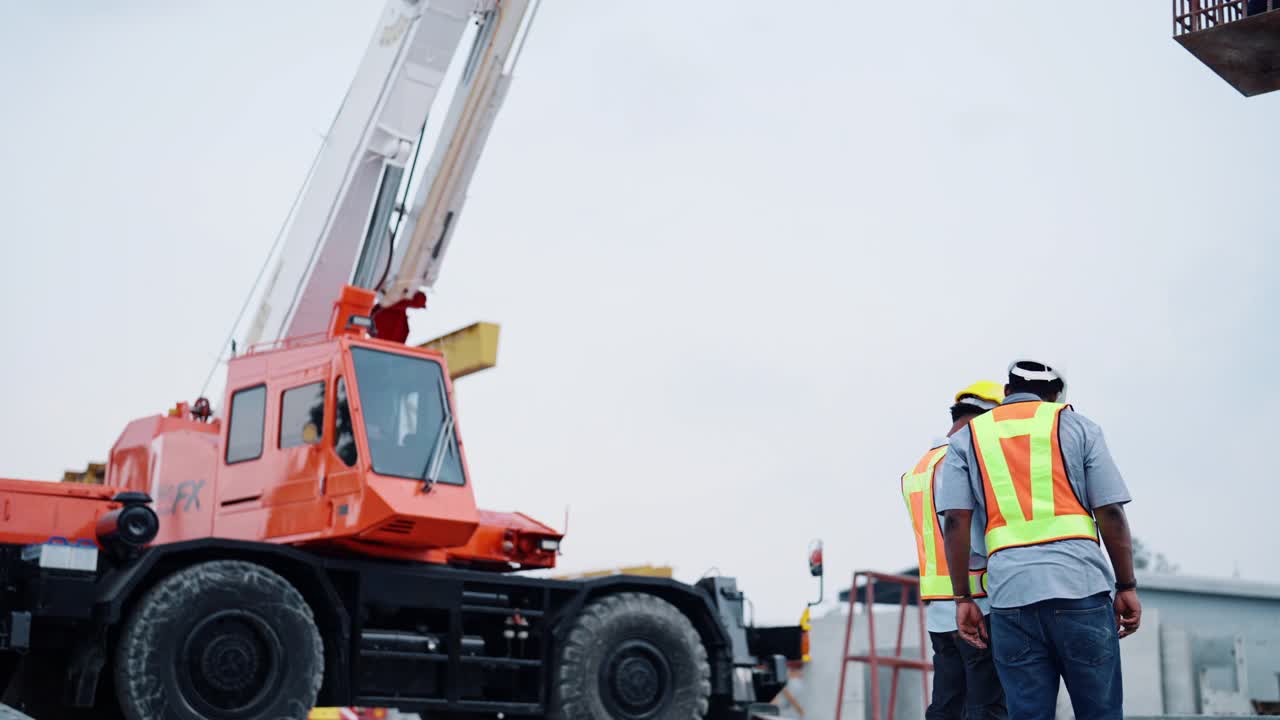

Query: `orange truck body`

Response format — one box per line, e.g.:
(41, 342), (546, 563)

(0, 479), (120, 547)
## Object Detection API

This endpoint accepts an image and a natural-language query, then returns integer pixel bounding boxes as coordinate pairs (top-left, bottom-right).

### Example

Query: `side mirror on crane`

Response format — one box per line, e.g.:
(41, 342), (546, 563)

(807, 539), (824, 607)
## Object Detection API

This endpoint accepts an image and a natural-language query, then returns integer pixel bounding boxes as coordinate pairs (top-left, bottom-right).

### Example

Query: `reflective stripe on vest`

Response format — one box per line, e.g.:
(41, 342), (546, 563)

(970, 401), (1099, 554)
(970, 568), (988, 596)
(901, 445), (988, 600)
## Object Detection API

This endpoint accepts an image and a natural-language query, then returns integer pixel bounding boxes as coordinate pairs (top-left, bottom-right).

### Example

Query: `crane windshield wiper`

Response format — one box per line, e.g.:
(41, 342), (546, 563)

(419, 373), (455, 491)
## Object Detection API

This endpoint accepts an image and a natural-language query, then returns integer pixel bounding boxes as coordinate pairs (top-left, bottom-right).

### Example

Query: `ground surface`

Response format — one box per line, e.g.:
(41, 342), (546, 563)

(0, 704), (33, 720)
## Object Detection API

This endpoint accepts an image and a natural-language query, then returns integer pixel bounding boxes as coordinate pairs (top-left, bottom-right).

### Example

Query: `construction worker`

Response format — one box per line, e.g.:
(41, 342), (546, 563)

(937, 360), (1139, 720)
(901, 381), (1007, 720)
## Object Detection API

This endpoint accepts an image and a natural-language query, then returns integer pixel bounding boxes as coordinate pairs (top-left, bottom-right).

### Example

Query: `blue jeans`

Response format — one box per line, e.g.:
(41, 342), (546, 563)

(989, 592), (1122, 720)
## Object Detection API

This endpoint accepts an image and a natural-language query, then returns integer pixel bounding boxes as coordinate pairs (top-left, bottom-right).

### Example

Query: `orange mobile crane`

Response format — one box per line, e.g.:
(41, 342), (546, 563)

(0, 2), (806, 718)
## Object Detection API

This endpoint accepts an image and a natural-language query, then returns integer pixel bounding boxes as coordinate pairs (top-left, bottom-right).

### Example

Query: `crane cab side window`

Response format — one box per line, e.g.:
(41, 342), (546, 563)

(226, 385), (267, 464)
(334, 377), (358, 467)
(280, 382), (325, 449)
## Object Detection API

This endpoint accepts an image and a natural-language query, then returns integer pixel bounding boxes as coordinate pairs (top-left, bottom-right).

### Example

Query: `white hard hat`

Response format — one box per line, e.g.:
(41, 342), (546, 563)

(1007, 360), (1068, 403)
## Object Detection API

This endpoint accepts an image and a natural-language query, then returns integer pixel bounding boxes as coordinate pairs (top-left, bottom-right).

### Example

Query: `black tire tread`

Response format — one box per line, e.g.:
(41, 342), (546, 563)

(114, 560), (323, 720)
(552, 592), (711, 720)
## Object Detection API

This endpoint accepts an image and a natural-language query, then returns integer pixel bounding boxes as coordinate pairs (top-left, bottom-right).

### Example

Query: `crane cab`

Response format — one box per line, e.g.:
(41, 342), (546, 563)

(105, 287), (561, 569)
(1174, 0), (1280, 96)
(209, 332), (482, 551)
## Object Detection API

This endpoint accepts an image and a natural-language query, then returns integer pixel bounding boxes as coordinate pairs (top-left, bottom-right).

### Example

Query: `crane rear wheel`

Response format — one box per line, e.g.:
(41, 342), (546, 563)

(551, 592), (711, 720)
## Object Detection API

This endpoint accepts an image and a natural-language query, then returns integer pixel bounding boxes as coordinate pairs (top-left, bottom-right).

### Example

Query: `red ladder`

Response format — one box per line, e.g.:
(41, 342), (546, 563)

(833, 571), (932, 720)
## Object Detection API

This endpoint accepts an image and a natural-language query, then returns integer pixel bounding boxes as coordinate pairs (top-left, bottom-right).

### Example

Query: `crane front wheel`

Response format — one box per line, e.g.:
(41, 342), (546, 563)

(114, 560), (323, 720)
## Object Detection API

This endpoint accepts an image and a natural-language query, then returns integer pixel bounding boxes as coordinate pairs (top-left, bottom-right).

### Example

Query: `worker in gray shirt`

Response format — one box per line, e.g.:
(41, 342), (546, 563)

(899, 381), (1006, 720)
(936, 360), (1140, 720)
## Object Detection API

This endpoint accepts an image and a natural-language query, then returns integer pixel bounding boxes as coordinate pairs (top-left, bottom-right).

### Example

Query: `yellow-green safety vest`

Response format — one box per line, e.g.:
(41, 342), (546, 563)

(901, 444), (988, 600)
(969, 401), (1099, 555)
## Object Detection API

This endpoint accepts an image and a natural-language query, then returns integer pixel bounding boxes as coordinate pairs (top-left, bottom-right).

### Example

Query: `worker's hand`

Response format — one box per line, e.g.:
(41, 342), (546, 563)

(956, 599), (987, 649)
(1115, 589), (1141, 638)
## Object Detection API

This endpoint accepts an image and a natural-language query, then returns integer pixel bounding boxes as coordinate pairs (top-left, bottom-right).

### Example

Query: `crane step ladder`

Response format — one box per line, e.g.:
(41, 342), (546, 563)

(351, 588), (547, 714)
(833, 572), (931, 720)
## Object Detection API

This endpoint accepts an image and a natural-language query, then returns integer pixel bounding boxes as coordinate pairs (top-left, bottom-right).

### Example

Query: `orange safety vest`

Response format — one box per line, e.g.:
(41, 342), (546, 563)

(901, 444), (988, 600)
(969, 401), (1099, 555)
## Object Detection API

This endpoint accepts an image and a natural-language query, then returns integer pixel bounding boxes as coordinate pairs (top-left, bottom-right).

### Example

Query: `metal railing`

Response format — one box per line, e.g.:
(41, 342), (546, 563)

(243, 330), (332, 356)
(1174, 0), (1277, 35)
(834, 571), (931, 720)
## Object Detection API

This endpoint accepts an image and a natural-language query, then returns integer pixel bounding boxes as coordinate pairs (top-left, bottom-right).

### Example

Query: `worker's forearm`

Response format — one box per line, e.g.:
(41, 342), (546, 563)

(942, 510), (973, 595)
(1095, 504), (1136, 584)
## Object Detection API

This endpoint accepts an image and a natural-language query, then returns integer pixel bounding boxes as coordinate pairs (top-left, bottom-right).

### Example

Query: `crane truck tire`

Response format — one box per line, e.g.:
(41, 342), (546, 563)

(550, 592), (711, 720)
(114, 560), (323, 720)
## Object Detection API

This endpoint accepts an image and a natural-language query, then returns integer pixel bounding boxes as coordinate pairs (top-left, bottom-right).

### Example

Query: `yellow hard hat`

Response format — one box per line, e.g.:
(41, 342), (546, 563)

(955, 380), (1004, 408)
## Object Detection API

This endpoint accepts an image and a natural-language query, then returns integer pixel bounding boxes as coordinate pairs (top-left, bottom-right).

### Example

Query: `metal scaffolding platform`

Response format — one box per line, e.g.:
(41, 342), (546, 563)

(1174, 1), (1280, 96)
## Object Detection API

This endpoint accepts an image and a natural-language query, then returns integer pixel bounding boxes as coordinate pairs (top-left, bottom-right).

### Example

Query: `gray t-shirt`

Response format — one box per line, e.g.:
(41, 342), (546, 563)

(935, 394), (1132, 608)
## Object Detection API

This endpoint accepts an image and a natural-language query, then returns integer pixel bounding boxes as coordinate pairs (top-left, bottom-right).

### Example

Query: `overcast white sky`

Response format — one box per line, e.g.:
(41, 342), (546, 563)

(1, 2), (1276, 623)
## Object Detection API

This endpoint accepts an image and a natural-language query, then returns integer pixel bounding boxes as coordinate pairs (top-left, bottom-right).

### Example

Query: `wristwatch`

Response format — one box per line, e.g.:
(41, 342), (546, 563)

(1115, 580), (1137, 591)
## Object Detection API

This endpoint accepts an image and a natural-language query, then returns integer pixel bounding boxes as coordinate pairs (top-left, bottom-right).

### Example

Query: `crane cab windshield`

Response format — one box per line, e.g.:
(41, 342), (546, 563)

(348, 346), (465, 486)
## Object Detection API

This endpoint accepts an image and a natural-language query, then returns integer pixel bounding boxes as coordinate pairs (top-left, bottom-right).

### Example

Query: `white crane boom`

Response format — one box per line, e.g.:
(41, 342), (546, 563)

(382, 0), (533, 304)
(244, 0), (536, 349)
